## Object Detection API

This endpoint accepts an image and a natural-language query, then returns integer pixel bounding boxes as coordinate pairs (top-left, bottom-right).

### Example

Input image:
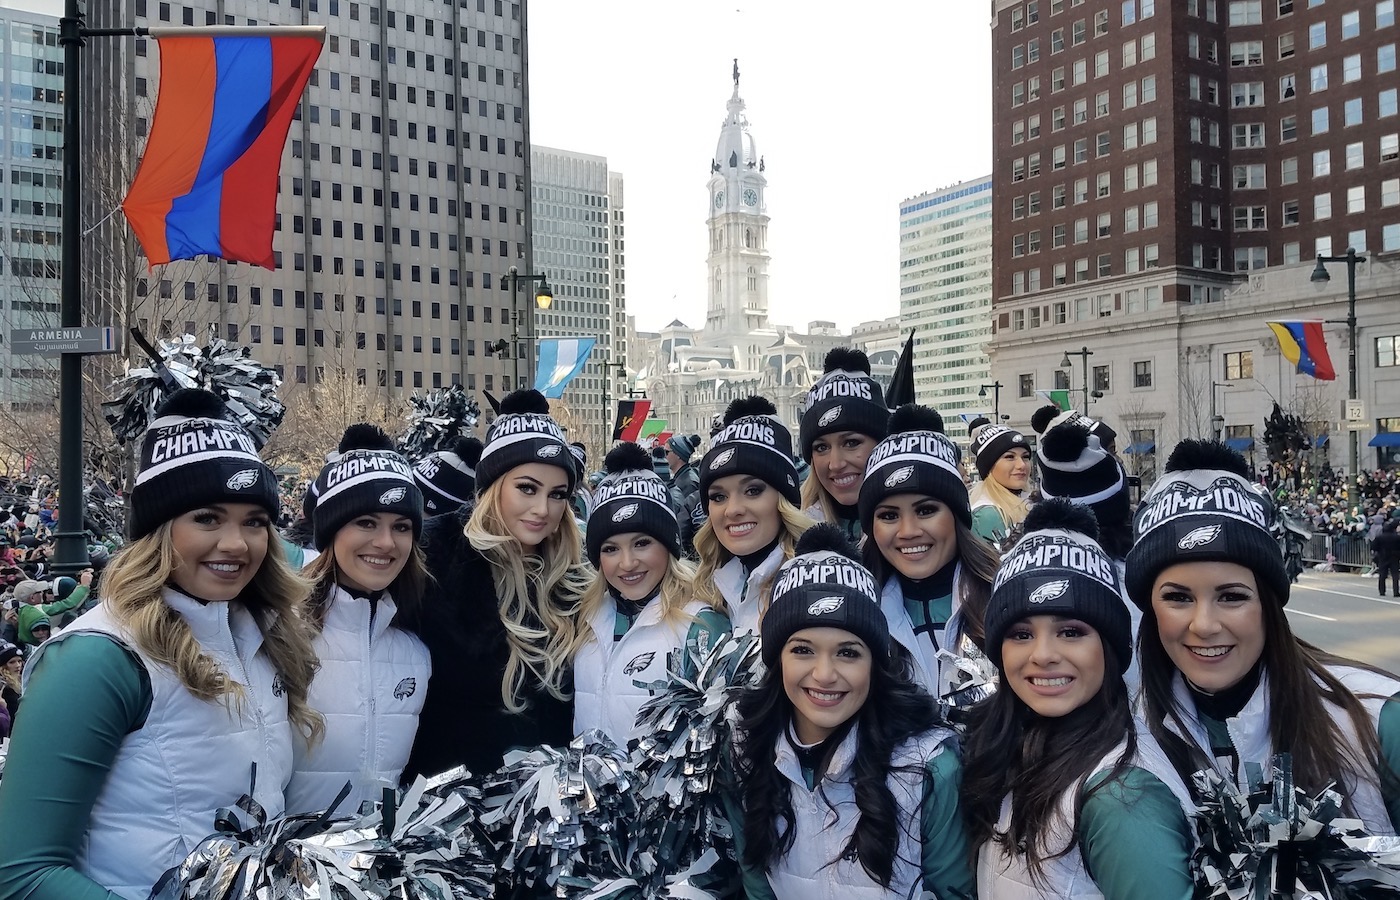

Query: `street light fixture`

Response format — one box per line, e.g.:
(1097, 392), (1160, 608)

(508, 265), (554, 387)
(1060, 346), (1094, 415)
(1210, 381), (1233, 440)
(1311, 248), (1367, 507)
(978, 382), (1004, 420)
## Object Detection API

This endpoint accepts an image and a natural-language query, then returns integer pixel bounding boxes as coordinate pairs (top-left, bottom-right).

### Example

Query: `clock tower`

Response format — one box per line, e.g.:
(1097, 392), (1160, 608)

(706, 60), (770, 342)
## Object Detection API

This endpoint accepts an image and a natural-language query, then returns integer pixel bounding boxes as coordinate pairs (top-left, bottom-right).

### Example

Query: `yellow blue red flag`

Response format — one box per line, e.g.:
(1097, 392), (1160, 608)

(1266, 320), (1336, 381)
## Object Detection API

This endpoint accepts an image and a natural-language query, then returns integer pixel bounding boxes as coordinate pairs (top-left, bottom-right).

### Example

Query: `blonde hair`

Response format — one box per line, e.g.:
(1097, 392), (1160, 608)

(799, 471), (839, 524)
(465, 478), (593, 712)
(302, 538), (430, 633)
(567, 554), (715, 660)
(99, 521), (324, 745)
(0, 665), (20, 697)
(970, 476), (1030, 532)
(693, 497), (813, 620)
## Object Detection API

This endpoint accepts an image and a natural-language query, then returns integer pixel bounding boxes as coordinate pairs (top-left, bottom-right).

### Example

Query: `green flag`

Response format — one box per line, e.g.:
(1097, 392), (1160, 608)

(639, 418), (668, 438)
(1036, 389), (1070, 409)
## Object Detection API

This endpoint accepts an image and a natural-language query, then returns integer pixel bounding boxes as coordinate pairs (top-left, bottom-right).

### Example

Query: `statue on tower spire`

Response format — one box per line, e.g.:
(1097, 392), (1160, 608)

(733, 58), (740, 88)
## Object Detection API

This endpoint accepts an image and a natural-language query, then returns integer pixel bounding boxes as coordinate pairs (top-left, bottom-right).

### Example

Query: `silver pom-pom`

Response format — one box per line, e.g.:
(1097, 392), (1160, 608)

(399, 385), (480, 461)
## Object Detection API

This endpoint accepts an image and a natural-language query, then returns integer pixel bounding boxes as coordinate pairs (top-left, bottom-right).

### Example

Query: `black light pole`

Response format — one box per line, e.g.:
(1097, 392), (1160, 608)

(1060, 347), (1094, 415)
(1210, 381), (1233, 440)
(601, 358), (627, 453)
(978, 382), (1003, 420)
(508, 265), (552, 388)
(1311, 248), (1367, 508)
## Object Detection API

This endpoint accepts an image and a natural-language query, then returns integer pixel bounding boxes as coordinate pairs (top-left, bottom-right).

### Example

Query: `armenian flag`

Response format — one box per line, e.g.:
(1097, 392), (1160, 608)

(1266, 320), (1336, 381)
(122, 27), (325, 268)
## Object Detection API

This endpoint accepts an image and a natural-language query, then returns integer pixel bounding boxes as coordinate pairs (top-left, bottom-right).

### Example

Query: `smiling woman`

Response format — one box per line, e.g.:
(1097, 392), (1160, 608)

(797, 348), (890, 538)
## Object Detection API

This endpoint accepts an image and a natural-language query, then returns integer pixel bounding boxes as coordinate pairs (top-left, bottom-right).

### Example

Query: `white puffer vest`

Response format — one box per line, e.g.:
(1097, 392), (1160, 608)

(976, 733), (1196, 899)
(715, 545), (786, 635)
(285, 586), (431, 815)
(29, 592), (293, 900)
(879, 567), (998, 701)
(763, 725), (958, 900)
(1169, 664), (1400, 834)
(572, 596), (710, 748)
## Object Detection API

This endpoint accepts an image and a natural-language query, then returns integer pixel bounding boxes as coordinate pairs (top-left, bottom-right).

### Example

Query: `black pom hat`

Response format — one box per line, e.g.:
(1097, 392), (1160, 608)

(413, 436), (484, 515)
(1124, 439), (1286, 610)
(798, 348), (890, 461)
(985, 499), (1132, 673)
(970, 422), (1030, 480)
(698, 396), (802, 507)
(129, 389), (280, 541)
(474, 389), (576, 496)
(1046, 408), (1119, 450)
(858, 404), (970, 530)
(1037, 420), (1129, 528)
(312, 424), (424, 551)
(586, 443), (680, 566)
(760, 524), (889, 667)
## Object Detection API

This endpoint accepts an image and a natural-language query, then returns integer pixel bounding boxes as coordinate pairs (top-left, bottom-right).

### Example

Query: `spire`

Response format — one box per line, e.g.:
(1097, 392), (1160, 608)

(732, 58), (740, 93)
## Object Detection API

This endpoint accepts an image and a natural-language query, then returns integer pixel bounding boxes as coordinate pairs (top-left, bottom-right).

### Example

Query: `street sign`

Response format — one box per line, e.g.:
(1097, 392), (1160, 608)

(8, 326), (120, 357)
(1344, 399), (1365, 422)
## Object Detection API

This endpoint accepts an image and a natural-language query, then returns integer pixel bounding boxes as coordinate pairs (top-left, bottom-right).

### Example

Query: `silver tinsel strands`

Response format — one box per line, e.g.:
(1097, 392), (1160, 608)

(1190, 753), (1400, 898)
(104, 330), (286, 448)
(399, 386), (481, 460)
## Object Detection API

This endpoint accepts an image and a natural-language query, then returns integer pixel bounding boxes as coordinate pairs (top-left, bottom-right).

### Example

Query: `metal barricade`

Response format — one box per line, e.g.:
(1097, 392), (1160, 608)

(1302, 533), (1374, 573)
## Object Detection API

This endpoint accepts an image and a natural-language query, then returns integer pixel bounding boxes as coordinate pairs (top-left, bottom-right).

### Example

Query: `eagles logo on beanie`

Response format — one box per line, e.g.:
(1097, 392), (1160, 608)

(586, 443), (681, 566)
(859, 404), (971, 530)
(985, 498), (1132, 673)
(761, 524), (889, 666)
(698, 396), (802, 507)
(799, 348), (890, 461)
(474, 390), (576, 496)
(1037, 420), (1129, 533)
(970, 423), (1029, 480)
(413, 436), (484, 514)
(312, 424), (424, 550)
(129, 389), (280, 541)
(1125, 439), (1285, 609)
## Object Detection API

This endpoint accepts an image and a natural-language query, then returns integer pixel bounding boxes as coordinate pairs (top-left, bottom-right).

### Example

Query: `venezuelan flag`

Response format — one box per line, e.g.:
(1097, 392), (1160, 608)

(1266, 320), (1336, 381)
(122, 27), (324, 269)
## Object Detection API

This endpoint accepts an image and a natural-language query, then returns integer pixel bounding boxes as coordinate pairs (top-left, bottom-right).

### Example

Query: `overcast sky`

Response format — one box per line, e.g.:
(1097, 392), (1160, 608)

(5, 0), (994, 333)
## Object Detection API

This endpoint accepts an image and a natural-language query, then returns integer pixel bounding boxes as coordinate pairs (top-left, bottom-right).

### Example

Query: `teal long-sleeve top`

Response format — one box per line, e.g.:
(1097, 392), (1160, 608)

(0, 634), (151, 900)
(1079, 766), (1196, 900)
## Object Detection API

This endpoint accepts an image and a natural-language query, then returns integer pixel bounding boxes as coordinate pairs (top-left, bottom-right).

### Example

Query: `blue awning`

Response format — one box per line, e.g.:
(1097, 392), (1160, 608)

(1124, 440), (1156, 455)
(1314, 434), (1329, 448)
(1224, 437), (1255, 452)
(1369, 433), (1400, 448)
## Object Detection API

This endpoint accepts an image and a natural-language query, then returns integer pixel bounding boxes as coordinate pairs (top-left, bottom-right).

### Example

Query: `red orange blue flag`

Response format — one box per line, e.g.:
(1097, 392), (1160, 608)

(1266, 320), (1336, 381)
(122, 27), (324, 269)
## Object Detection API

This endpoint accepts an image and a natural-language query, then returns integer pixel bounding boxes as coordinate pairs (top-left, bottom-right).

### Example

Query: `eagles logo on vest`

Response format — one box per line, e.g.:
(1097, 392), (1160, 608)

(1177, 523), (1223, 550)
(808, 596), (845, 615)
(537, 444), (563, 458)
(710, 448), (735, 469)
(817, 405), (843, 428)
(611, 502), (639, 522)
(884, 465), (915, 488)
(623, 652), (655, 675)
(1029, 579), (1070, 604)
(393, 677), (417, 699)
(379, 486), (408, 505)
(271, 672), (286, 698)
(226, 468), (260, 490)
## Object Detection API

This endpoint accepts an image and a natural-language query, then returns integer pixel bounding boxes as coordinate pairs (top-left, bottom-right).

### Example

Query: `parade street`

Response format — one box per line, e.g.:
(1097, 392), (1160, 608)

(1285, 571), (1400, 674)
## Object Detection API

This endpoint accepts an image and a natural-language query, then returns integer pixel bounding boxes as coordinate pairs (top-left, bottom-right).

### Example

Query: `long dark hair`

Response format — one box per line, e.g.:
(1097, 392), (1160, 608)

(734, 647), (941, 888)
(861, 512), (1000, 649)
(1138, 581), (1400, 812)
(961, 641), (1133, 884)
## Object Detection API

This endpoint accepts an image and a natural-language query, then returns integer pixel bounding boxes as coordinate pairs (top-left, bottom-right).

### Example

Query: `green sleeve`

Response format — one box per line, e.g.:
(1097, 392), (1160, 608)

(971, 506), (1007, 543)
(1379, 689), (1400, 830)
(1080, 765), (1194, 900)
(721, 786), (778, 900)
(0, 634), (152, 900)
(920, 748), (975, 899)
(41, 584), (90, 617)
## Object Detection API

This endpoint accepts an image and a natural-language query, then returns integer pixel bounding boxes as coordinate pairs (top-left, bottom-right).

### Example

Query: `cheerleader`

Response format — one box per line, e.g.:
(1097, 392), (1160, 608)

(797, 348), (890, 539)
(570, 443), (729, 747)
(0, 390), (320, 900)
(963, 499), (1195, 899)
(284, 425), (431, 815)
(968, 421), (1032, 545)
(732, 525), (974, 900)
(1127, 440), (1400, 833)
(858, 405), (1000, 699)
(405, 390), (591, 778)
(693, 397), (812, 634)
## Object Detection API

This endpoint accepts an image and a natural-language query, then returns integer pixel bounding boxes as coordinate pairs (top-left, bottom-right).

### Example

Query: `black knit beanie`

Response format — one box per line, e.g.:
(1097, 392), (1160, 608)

(312, 424), (424, 550)
(1046, 408), (1119, 451)
(1125, 439), (1286, 609)
(586, 443), (681, 566)
(698, 396), (801, 507)
(474, 390), (576, 496)
(858, 404), (970, 530)
(970, 423), (1030, 480)
(1029, 405), (1063, 437)
(761, 524), (889, 667)
(1037, 420), (1130, 530)
(985, 499), (1131, 673)
(667, 433), (702, 462)
(799, 348), (890, 461)
(413, 436), (483, 515)
(129, 389), (280, 541)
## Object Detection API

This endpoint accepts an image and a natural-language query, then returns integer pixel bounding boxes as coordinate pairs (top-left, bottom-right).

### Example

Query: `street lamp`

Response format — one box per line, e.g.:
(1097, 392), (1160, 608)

(1060, 347), (1094, 415)
(978, 382), (1003, 420)
(1210, 381), (1233, 440)
(601, 358), (628, 453)
(1311, 248), (1367, 507)
(508, 265), (553, 387)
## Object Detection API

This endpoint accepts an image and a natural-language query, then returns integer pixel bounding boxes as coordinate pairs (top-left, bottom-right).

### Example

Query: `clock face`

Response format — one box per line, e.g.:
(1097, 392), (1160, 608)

(714, 191), (725, 209)
(743, 188), (758, 206)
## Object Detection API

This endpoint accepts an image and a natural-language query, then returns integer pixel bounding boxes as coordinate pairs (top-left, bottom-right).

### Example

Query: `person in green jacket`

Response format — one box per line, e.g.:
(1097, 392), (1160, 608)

(14, 570), (92, 646)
